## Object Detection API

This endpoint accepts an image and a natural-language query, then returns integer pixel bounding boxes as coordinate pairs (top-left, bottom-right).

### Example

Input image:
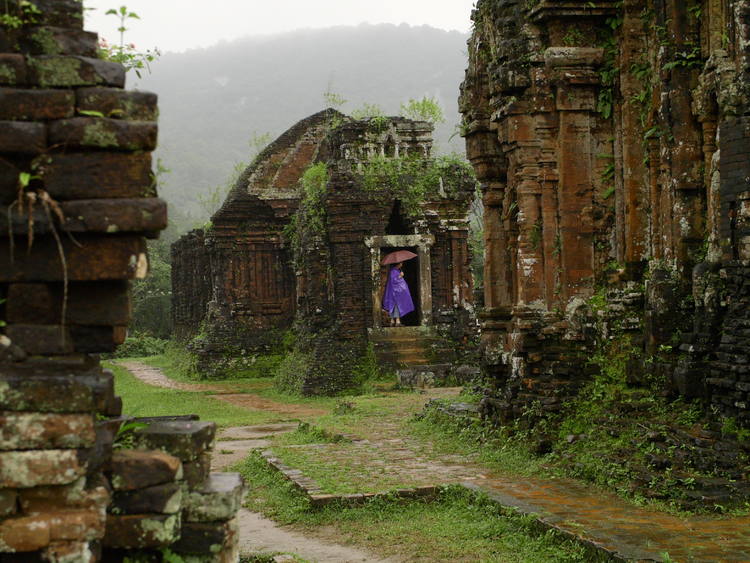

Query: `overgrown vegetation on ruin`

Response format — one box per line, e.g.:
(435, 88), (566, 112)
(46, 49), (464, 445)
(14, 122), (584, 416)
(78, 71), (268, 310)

(360, 153), (477, 216)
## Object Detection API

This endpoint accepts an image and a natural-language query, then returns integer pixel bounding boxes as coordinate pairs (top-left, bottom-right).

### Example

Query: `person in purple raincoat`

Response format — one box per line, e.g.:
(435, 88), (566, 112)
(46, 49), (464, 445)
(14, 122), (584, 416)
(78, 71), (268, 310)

(382, 262), (415, 326)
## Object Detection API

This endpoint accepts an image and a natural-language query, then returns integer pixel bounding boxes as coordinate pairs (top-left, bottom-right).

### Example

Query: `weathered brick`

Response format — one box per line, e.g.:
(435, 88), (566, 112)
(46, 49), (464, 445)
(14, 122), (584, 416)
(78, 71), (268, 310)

(0, 156), (24, 204)
(0, 234), (148, 282)
(182, 472), (244, 522)
(28, 56), (125, 88)
(59, 197), (167, 234)
(0, 120), (45, 153)
(19, 0), (85, 29)
(109, 450), (182, 491)
(48, 117), (157, 151)
(0, 450), (85, 488)
(5, 324), (74, 355)
(0, 88), (74, 120)
(111, 482), (182, 515)
(0, 488), (17, 517)
(0, 373), (97, 413)
(102, 513), (180, 549)
(6, 281), (131, 326)
(0, 513), (51, 552)
(133, 420), (216, 462)
(19, 26), (98, 57)
(70, 325), (127, 353)
(43, 541), (96, 563)
(0, 54), (27, 85)
(0, 411), (95, 450)
(171, 517), (238, 557)
(181, 451), (211, 488)
(43, 152), (155, 200)
(19, 478), (108, 513)
(77, 88), (158, 121)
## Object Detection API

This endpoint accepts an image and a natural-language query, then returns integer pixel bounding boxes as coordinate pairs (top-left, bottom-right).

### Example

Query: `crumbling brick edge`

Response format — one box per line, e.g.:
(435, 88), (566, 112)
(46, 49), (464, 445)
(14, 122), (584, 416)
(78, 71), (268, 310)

(258, 450), (626, 561)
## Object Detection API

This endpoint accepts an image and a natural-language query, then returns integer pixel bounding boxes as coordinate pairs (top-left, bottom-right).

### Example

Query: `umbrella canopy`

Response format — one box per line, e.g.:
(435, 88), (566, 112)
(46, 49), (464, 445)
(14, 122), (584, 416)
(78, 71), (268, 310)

(381, 250), (417, 265)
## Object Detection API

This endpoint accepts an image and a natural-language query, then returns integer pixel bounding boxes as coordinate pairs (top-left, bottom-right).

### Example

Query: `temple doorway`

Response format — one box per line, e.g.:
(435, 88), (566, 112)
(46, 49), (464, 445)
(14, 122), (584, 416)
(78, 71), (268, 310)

(381, 246), (420, 326)
(365, 234), (434, 329)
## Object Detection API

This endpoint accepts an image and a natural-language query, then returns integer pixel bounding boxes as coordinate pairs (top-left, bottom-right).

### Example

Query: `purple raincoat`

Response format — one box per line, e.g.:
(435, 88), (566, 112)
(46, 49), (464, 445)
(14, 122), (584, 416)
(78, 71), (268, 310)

(382, 267), (415, 317)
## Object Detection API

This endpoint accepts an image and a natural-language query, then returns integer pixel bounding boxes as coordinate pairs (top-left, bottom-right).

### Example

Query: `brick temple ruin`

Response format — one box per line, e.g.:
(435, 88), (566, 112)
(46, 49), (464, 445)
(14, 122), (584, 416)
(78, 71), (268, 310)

(0, 1), (242, 560)
(172, 111), (479, 390)
(460, 0), (750, 427)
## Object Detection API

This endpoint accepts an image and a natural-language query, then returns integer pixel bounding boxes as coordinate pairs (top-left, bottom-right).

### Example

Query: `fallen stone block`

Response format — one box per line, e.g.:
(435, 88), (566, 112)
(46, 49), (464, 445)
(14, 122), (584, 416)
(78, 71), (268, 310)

(111, 482), (182, 515)
(182, 472), (245, 522)
(132, 420), (216, 462)
(103, 513), (180, 549)
(109, 450), (182, 492)
(48, 117), (157, 151)
(76, 88), (158, 121)
(0, 450), (85, 488)
(171, 517), (238, 557)
(0, 411), (95, 450)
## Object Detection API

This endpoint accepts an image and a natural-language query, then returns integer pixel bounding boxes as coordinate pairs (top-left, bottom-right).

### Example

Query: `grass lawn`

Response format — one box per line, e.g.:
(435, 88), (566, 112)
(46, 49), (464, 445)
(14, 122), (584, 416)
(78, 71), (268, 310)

(107, 361), (282, 427)
(236, 451), (588, 563)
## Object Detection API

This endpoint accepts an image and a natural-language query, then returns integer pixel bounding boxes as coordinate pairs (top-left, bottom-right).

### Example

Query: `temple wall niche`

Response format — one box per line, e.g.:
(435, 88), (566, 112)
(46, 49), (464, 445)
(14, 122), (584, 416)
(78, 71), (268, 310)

(461, 0), (750, 424)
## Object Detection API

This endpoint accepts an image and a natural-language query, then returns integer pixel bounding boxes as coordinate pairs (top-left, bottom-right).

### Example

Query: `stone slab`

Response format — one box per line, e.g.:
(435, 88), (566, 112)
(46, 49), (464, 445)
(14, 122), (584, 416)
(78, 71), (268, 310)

(0, 411), (95, 450)
(109, 450), (182, 492)
(5, 325), (74, 356)
(171, 517), (238, 556)
(0, 120), (45, 153)
(133, 420), (216, 462)
(0, 193), (167, 239)
(111, 482), (182, 515)
(19, 26), (98, 57)
(0, 88), (74, 120)
(182, 472), (245, 522)
(0, 450), (85, 488)
(42, 152), (155, 201)
(0, 373), (96, 413)
(102, 513), (180, 549)
(0, 234), (148, 282)
(76, 88), (158, 121)
(28, 56), (125, 88)
(19, 478), (109, 513)
(48, 117), (157, 151)
(0, 513), (51, 552)
(6, 281), (131, 326)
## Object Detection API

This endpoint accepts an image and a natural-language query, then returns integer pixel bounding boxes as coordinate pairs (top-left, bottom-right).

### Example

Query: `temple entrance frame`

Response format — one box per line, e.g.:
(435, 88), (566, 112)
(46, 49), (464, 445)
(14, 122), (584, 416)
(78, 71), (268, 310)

(365, 234), (434, 329)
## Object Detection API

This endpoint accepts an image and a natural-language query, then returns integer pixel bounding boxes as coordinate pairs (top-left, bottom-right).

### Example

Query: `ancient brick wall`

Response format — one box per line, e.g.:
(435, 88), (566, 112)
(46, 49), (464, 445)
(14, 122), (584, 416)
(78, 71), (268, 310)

(0, 1), (243, 560)
(461, 0), (750, 424)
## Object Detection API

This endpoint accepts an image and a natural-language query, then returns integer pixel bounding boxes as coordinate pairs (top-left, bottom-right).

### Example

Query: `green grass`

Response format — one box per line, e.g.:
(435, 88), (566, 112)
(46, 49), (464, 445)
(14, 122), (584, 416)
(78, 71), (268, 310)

(107, 362), (280, 427)
(236, 452), (589, 562)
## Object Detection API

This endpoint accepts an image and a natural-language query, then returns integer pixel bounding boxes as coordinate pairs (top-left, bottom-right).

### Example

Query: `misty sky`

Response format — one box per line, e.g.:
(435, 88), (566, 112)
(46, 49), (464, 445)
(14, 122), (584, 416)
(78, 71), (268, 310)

(84, 0), (477, 53)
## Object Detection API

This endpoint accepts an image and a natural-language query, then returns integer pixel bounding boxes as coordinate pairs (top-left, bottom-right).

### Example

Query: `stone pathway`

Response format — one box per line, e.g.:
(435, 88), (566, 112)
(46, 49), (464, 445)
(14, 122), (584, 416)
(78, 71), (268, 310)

(120, 361), (750, 562)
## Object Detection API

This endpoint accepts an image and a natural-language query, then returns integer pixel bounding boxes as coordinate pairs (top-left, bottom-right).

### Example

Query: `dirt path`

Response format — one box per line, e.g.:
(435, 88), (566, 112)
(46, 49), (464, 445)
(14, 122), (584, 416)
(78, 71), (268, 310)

(118, 360), (327, 417)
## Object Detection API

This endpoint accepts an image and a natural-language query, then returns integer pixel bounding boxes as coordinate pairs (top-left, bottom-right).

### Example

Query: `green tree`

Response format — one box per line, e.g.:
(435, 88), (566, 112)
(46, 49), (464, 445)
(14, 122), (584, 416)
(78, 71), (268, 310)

(400, 96), (445, 124)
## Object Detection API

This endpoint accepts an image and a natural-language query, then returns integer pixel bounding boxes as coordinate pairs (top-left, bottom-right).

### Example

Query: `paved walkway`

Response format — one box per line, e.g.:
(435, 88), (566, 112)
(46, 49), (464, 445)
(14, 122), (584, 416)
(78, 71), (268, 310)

(121, 361), (750, 562)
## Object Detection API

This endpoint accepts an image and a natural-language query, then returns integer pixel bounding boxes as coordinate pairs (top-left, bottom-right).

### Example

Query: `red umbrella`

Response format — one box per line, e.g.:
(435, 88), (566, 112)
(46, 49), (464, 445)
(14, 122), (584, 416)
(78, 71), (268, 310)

(381, 250), (417, 265)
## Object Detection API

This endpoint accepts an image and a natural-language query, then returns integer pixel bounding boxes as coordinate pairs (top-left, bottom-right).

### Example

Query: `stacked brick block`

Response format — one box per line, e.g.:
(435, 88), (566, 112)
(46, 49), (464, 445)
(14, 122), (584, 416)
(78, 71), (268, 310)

(0, 1), (244, 560)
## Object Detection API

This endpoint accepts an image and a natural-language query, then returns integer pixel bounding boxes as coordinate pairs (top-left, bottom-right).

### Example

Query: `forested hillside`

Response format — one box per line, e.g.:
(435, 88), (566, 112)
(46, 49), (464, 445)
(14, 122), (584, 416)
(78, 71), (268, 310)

(136, 23), (469, 228)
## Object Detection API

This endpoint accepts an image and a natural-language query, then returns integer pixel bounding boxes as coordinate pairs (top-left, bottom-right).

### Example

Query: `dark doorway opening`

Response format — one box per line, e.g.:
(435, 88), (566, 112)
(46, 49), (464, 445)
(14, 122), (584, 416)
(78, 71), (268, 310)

(381, 246), (420, 326)
(386, 200), (411, 235)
